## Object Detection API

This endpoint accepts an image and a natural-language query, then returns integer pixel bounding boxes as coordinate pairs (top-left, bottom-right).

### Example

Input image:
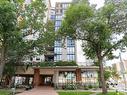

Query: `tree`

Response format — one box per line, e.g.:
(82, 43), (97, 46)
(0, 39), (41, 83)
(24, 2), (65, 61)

(59, 0), (127, 94)
(0, 0), (55, 84)
(0, 0), (17, 79)
(15, 0), (55, 58)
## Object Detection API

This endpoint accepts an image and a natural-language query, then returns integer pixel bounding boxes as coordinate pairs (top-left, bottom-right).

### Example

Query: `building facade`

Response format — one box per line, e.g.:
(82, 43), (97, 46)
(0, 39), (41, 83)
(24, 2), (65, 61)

(14, 1), (99, 89)
(112, 60), (127, 84)
(54, 2), (75, 62)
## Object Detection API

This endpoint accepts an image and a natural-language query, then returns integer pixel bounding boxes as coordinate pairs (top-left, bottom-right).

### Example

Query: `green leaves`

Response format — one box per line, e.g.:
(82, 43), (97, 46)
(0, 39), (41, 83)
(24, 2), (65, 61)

(59, 0), (127, 62)
(59, 1), (127, 93)
(59, 2), (94, 38)
(104, 70), (112, 81)
(0, 1), (16, 34)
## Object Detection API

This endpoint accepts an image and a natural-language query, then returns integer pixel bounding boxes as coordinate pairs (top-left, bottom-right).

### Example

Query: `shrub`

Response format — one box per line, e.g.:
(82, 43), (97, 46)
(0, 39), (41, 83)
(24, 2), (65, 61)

(88, 85), (93, 89)
(84, 85), (89, 90)
(39, 61), (77, 67)
(55, 61), (77, 66)
(64, 83), (77, 90)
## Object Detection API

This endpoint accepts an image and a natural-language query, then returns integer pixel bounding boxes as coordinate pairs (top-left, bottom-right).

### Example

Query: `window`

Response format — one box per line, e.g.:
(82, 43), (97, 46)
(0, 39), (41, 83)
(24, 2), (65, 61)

(50, 15), (55, 20)
(56, 9), (59, 13)
(67, 54), (75, 61)
(55, 21), (61, 27)
(56, 15), (62, 20)
(63, 10), (66, 14)
(60, 9), (63, 13)
(54, 54), (62, 61)
(60, 4), (62, 8)
(81, 71), (97, 84)
(59, 71), (76, 83)
(54, 47), (62, 54)
(55, 27), (60, 31)
(67, 47), (75, 54)
(62, 4), (67, 8)
(56, 4), (59, 7)
(67, 38), (75, 47)
(54, 40), (62, 47)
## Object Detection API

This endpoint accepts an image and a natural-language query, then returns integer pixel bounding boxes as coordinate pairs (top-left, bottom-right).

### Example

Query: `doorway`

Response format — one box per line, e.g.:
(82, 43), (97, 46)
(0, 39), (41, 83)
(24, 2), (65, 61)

(41, 75), (53, 86)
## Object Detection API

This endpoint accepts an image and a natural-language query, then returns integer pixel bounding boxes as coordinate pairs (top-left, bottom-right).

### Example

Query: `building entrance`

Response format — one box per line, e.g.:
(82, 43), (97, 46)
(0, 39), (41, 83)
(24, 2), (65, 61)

(41, 75), (53, 86)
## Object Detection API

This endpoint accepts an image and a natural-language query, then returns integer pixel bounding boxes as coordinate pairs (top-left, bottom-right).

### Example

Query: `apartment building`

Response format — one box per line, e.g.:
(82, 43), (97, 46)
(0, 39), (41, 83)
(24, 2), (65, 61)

(15, 1), (99, 88)
(112, 60), (127, 84)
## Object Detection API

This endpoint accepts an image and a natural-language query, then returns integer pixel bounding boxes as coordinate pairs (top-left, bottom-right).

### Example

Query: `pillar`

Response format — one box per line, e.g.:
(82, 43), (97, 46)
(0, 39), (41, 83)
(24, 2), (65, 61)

(33, 68), (40, 87)
(53, 70), (59, 88)
(76, 68), (82, 82)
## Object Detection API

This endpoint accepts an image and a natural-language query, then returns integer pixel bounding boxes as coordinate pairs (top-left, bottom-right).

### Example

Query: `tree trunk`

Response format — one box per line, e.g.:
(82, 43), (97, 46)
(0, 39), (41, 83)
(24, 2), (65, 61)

(99, 59), (107, 94)
(98, 71), (102, 88)
(0, 46), (6, 80)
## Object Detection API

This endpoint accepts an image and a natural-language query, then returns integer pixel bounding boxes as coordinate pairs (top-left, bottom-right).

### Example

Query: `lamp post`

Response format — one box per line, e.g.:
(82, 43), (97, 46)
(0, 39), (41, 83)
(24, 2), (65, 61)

(119, 52), (127, 90)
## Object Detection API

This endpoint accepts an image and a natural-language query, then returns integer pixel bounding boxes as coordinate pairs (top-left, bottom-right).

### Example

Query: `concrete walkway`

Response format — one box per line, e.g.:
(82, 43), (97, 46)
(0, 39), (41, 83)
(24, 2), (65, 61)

(16, 86), (58, 95)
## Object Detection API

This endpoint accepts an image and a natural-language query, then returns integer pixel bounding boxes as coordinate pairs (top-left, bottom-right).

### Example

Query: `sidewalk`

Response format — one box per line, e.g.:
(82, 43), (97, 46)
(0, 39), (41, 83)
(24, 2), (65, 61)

(16, 86), (58, 95)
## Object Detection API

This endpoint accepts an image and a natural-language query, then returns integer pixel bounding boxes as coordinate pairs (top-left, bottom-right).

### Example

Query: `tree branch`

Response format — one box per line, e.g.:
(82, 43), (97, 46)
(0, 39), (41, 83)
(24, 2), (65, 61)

(102, 39), (124, 58)
(82, 38), (97, 45)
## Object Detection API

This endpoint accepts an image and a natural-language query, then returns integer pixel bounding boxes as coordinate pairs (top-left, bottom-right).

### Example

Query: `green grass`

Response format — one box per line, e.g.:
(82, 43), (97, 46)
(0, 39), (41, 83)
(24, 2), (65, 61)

(97, 92), (125, 95)
(58, 91), (93, 95)
(0, 89), (11, 95)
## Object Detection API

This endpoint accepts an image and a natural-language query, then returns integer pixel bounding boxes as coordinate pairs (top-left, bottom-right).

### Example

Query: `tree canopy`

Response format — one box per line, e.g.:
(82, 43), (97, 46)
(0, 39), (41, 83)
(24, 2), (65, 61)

(59, 0), (127, 94)
(0, 0), (55, 83)
(0, 0), (17, 78)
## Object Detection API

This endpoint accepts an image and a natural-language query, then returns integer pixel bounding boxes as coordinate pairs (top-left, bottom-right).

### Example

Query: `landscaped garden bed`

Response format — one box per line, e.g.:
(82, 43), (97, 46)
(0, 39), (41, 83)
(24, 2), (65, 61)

(58, 91), (93, 95)
(0, 89), (11, 95)
(97, 92), (125, 95)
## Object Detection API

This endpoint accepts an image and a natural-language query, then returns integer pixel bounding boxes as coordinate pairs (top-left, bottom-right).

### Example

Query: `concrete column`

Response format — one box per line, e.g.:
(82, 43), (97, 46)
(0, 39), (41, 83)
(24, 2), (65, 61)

(76, 68), (82, 82)
(53, 70), (59, 87)
(33, 68), (40, 87)
(62, 38), (67, 61)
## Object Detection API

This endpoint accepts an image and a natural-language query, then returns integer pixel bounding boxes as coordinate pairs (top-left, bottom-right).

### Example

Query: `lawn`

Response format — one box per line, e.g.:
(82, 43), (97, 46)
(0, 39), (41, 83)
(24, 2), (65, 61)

(58, 91), (93, 95)
(97, 92), (125, 95)
(0, 89), (11, 95)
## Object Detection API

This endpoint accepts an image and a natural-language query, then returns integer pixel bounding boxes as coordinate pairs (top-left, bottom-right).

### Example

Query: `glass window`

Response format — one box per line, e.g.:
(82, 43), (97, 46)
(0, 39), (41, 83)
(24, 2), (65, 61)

(62, 4), (67, 8)
(56, 4), (59, 7)
(59, 71), (76, 83)
(54, 54), (62, 61)
(56, 15), (62, 20)
(62, 4), (65, 8)
(56, 9), (59, 13)
(55, 26), (60, 31)
(67, 54), (75, 61)
(81, 71), (97, 84)
(60, 4), (62, 8)
(50, 15), (55, 20)
(63, 10), (66, 14)
(55, 21), (61, 27)
(67, 38), (75, 47)
(54, 47), (62, 54)
(67, 47), (75, 54)
(60, 9), (63, 13)
(54, 40), (62, 47)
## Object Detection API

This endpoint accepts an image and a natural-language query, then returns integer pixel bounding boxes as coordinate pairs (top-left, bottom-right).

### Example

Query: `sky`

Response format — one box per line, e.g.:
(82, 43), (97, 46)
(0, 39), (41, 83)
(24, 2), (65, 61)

(50, 0), (127, 66)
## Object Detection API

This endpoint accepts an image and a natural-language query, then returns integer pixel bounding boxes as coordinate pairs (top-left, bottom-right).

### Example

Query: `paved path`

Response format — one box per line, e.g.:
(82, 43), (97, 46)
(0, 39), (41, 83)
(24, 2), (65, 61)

(16, 86), (58, 95)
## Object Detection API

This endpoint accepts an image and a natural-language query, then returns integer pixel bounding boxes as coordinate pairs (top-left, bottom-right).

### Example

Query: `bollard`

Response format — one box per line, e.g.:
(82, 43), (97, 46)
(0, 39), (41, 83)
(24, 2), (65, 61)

(116, 90), (119, 95)
(11, 88), (16, 95)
